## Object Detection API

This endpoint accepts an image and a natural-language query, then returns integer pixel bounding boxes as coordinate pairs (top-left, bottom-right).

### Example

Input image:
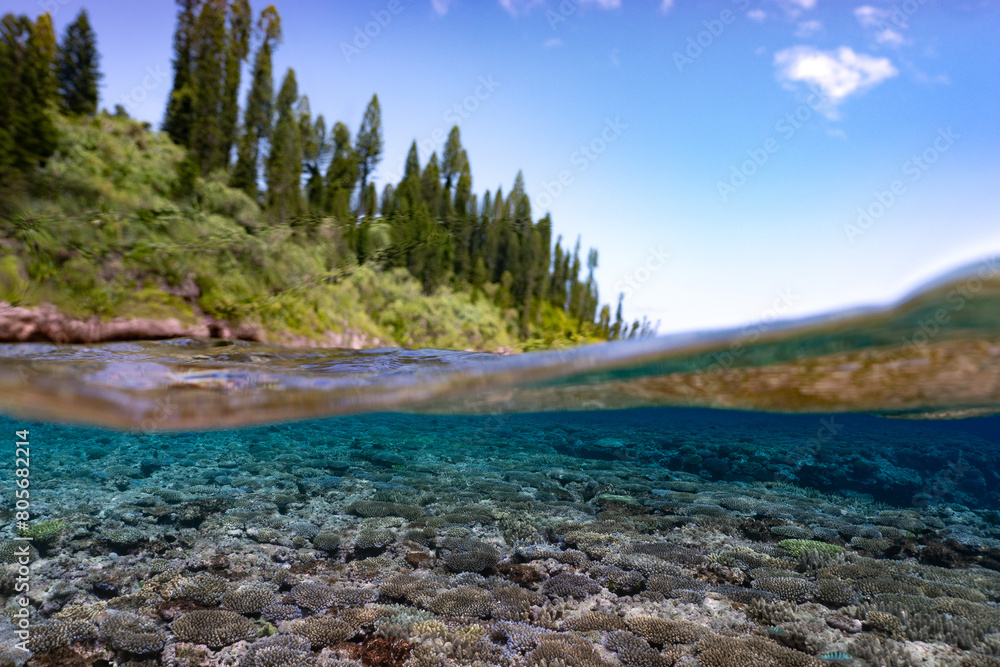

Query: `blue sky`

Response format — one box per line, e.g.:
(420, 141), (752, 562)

(15, 0), (1000, 333)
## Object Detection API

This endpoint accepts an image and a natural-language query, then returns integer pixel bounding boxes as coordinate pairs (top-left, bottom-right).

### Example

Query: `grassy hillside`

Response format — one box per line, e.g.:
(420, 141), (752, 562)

(0, 113), (611, 351)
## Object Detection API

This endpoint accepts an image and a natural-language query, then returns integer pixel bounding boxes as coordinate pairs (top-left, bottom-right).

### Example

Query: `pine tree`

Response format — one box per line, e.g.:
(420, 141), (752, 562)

(32, 13), (57, 97)
(219, 0), (251, 168)
(231, 5), (280, 198)
(379, 183), (395, 217)
(354, 94), (383, 217)
(492, 186), (505, 223)
(402, 141), (420, 182)
(163, 0), (199, 147)
(189, 0), (225, 174)
(568, 237), (582, 319)
(296, 95), (325, 210)
(302, 108), (328, 211)
(441, 125), (464, 191)
(453, 156), (471, 216)
(56, 9), (100, 115)
(0, 13), (59, 180)
(0, 15), (18, 179)
(324, 121), (359, 220)
(583, 248), (599, 322)
(549, 236), (566, 310)
(421, 152), (441, 217)
(265, 67), (302, 221)
(8, 14), (58, 171)
(509, 170), (526, 220)
(363, 182), (377, 218)
(611, 293), (624, 339)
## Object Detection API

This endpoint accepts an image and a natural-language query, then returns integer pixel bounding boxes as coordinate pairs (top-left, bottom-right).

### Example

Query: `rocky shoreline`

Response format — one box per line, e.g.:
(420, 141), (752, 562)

(0, 302), (383, 349)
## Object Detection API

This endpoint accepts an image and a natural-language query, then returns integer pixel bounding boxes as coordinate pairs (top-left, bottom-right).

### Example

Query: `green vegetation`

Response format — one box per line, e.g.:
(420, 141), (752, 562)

(777, 539), (844, 557)
(0, 4), (657, 351)
(17, 519), (67, 544)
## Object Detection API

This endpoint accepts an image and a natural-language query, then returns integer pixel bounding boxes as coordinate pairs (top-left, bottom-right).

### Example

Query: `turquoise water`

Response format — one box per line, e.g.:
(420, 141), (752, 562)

(1, 261), (1000, 665)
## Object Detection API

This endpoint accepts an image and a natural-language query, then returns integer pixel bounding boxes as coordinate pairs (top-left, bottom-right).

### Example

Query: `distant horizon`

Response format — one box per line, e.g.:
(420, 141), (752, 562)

(9, 0), (999, 335)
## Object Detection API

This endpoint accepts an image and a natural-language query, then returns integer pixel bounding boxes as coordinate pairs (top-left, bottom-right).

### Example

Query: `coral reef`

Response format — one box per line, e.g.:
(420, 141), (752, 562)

(3, 409), (1000, 667)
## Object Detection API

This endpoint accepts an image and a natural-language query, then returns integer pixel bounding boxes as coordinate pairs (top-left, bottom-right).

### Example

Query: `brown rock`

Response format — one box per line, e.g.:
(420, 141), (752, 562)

(405, 551), (431, 567)
(0, 301), (262, 344)
(498, 562), (545, 586)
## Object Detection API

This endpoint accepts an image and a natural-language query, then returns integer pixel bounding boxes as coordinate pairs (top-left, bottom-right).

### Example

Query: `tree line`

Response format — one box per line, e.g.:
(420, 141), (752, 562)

(0, 3), (657, 341)
(0, 10), (99, 186)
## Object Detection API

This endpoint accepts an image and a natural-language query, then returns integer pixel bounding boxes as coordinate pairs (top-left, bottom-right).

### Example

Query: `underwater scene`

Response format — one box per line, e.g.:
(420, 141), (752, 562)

(1, 264), (1000, 667)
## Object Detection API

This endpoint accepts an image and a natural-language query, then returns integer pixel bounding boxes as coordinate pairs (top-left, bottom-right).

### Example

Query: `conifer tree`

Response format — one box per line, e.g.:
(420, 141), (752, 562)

(379, 183), (395, 216)
(354, 94), (383, 217)
(302, 110), (328, 211)
(163, 0), (199, 147)
(189, 0), (225, 173)
(231, 5), (280, 198)
(568, 237), (582, 318)
(57, 9), (100, 115)
(266, 67), (302, 221)
(509, 170), (526, 220)
(611, 293), (624, 339)
(363, 182), (378, 219)
(453, 156), (471, 216)
(0, 15), (18, 179)
(421, 152), (441, 217)
(324, 121), (359, 220)
(441, 125), (464, 191)
(392, 140), (421, 213)
(0, 14), (58, 178)
(402, 141), (420, 182)
(297, 95), (328, 211)
(19, 14), (58, 168)
(220, 0), (251, 167)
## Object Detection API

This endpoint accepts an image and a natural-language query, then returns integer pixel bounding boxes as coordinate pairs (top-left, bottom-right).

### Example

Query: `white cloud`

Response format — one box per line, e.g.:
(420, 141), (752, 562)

(795, 19), (823, 37)
(499, 0), (618, 16)
(431, 0), (455, 15)
(543, 37), (563, 48)
(767, 0), (817, 19)
(911, 68), (950, 86)
(498, 0), (544, 16)
(854, 5), (908, 29)
(659, 0), (675, 13)
(774, 45), (898, 117)
(747, 9), (767, 22)
(854, 5), (884, 28)
(876, 28), (905, 47)
(855, 5), (909, 47)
